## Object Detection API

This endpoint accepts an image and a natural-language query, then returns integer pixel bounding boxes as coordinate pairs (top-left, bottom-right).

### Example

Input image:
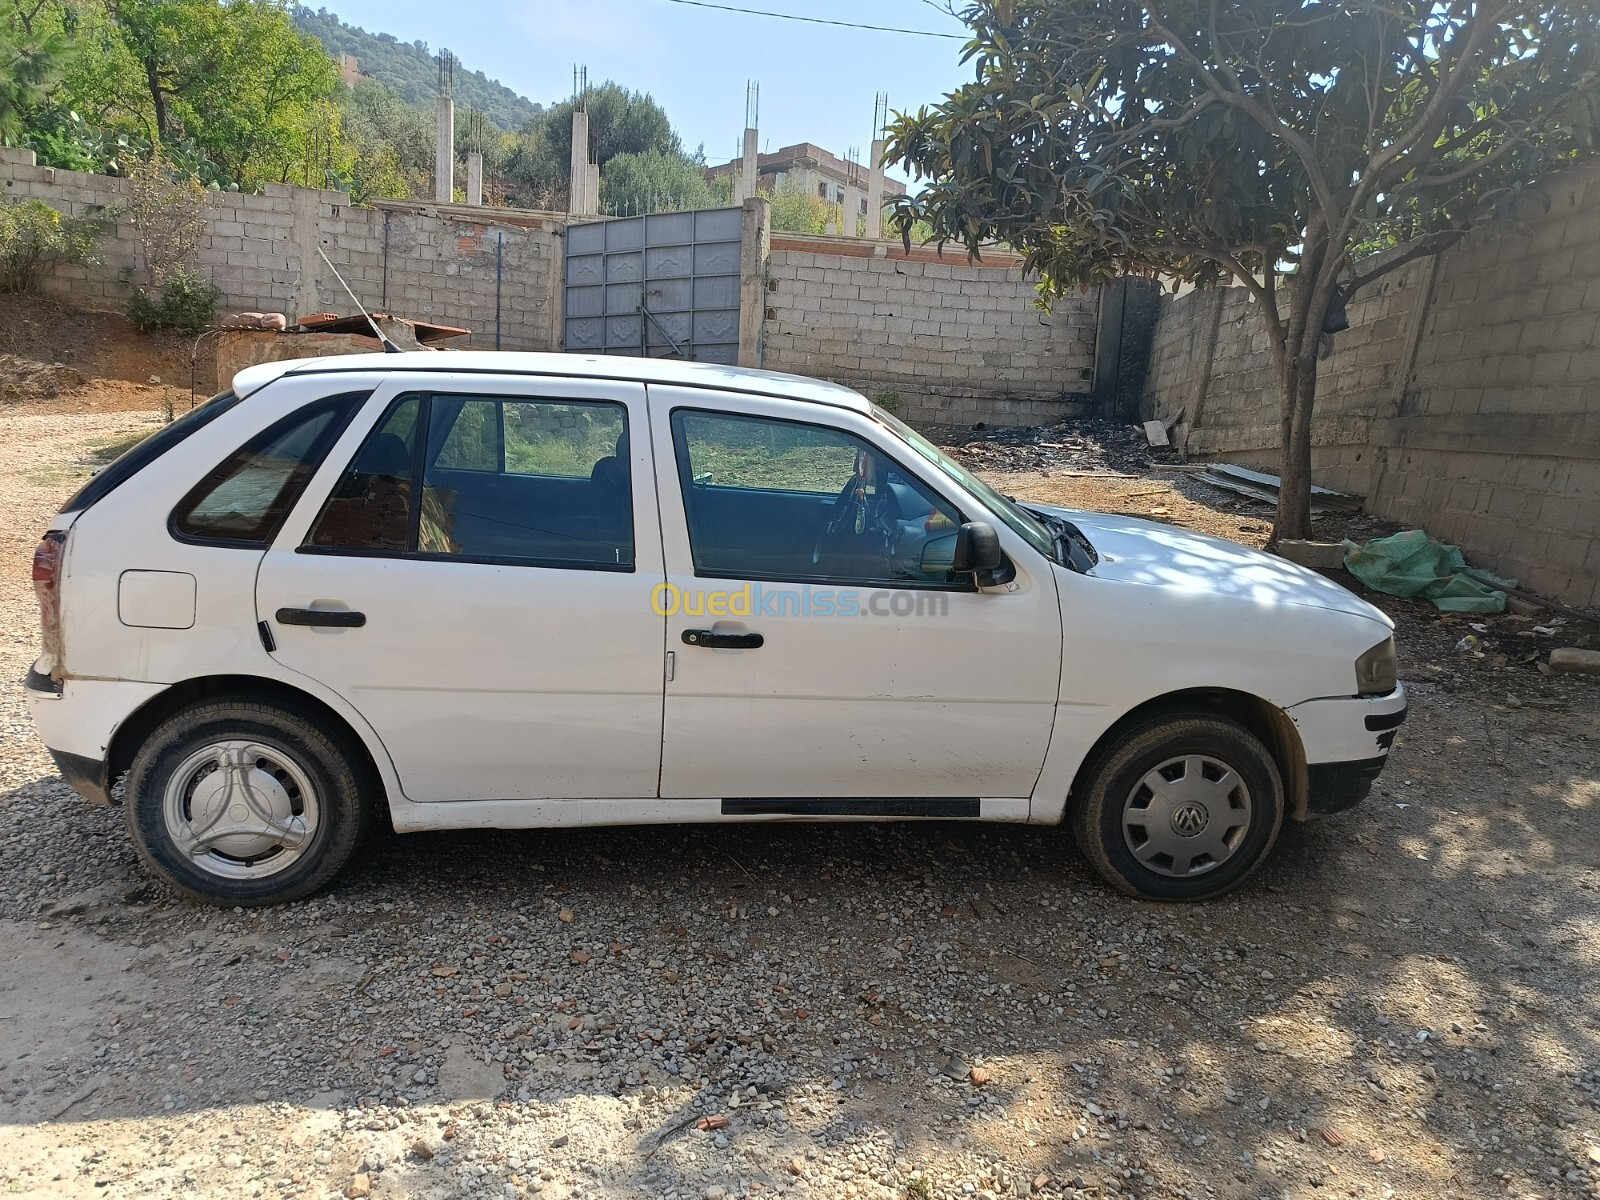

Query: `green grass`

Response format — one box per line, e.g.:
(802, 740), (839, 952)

(21, 466), (85, 487)
(85, 431), (150, 463)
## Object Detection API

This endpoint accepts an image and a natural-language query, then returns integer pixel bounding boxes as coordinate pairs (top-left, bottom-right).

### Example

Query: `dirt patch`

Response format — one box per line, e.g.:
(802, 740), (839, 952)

(0, 354), (87, 402)
(0, 293), (217, 415)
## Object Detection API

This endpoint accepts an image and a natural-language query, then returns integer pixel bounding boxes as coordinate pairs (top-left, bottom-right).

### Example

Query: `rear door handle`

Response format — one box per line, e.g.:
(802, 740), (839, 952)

(276, 607), (366, 628)
(682, 629), (763, 649)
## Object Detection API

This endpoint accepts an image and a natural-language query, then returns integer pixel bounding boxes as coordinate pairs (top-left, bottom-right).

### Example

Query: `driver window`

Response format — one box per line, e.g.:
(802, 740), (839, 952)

(671, 409), (966, 586)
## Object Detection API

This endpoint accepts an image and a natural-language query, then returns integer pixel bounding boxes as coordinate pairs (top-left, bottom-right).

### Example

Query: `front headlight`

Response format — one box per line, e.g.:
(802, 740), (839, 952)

(1355, 636), (1398, 696)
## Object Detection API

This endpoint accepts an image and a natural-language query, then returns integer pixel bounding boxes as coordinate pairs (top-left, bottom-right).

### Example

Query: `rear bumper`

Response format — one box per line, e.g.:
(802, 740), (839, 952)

(25, 667), (113, 803)
(1286, 687), (1408, 817)
(24, 666), (163, 806)
(48, 748), (113, 806)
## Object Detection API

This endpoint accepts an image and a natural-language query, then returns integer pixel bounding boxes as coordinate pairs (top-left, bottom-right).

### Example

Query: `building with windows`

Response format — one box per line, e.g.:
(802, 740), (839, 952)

(706, 142), (907, 219)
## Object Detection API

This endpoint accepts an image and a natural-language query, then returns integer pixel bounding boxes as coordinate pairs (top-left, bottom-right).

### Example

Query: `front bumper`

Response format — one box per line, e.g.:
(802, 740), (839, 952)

(1285, 687), (1408, 817)
(1306, 755), (1390, 815)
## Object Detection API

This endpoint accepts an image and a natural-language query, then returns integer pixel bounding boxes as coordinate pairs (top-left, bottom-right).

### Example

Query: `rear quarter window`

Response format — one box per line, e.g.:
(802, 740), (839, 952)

(169, 393), (367, 547)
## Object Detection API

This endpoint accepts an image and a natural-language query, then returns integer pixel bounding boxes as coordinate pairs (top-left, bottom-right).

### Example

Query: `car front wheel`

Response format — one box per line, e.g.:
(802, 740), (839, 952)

(125, 695), (371, 906)
(1068, 709), (1284, 900)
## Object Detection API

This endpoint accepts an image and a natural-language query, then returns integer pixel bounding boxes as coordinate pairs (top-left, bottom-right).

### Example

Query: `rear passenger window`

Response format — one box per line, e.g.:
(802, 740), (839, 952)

(434, 400), (501, 471)
(306, 397), (424, 552)
(424, 396), (631, 567)
(303, 394), (632, 570)
(171, 394), (362, 546)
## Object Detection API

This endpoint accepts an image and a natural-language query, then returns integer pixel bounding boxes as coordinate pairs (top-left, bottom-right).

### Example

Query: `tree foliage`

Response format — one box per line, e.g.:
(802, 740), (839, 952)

(601, 147), (714, 215)
(505, 83), (680, 209)
(339, 77), (432, 200)
(1, 0), (74, 143)
(62, 0), (339, 187)
(767, 174), (845, 234)
(9, 2), (706, 215)
(888, 0), (1600, 539)
(123, 145), (208, 284)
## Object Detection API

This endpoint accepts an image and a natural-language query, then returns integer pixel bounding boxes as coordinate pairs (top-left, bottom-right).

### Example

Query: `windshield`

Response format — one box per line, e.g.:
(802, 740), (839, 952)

(871, 405), (1059, 564)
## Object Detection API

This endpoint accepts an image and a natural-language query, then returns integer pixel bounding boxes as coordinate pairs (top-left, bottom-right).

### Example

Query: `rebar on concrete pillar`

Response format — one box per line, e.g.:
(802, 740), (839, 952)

(865, 138), (886, 239)
(466, 151), (484, 206)
(739, 81), (760, 203)
(435, 52), (455, 203)
(740, 127), (759, 202)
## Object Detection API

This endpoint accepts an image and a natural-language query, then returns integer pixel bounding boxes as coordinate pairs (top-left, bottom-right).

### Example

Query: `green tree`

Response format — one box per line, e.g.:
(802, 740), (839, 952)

(0, 0), (74, 143)
(505, 82), (678, 208)
(767, 174), (842, 234)
(888, 0), (1600, 541)
(47, 0), (338, 189)
(340, 76), (431, 199)
(601, 146), (713, 215)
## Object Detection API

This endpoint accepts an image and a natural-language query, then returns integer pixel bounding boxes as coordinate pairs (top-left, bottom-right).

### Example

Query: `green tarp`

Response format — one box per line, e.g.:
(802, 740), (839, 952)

(1342, 529), (1514, 613)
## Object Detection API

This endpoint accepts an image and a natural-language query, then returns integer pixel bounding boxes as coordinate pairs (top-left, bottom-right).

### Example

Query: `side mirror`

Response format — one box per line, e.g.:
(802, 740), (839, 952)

(951, 521), (1003, 573)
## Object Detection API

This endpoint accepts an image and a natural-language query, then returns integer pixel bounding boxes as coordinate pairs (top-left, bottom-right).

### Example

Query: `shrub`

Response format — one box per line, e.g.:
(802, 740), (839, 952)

(126, 269), (222, 335)
(124, 150), (210, 286)
(0, 199), (104, 294)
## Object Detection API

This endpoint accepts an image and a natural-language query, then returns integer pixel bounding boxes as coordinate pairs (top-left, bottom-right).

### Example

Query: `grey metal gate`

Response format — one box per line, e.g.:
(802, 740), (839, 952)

(563, 207), (743, 365)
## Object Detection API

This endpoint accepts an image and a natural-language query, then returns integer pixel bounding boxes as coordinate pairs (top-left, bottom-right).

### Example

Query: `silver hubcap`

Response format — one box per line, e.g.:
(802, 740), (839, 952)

(162, 740), (319, 880)
(1121, 754), (1252, 879)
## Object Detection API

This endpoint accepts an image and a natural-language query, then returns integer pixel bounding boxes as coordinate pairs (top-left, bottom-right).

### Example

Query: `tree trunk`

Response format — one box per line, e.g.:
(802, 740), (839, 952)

(1272, 263), (1340, 544)
(143, 57), (170, 140)
(1275, 360), (1316, 541)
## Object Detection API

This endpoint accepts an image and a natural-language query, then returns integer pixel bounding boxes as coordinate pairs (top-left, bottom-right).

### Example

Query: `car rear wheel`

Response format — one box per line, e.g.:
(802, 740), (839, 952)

(125, 695), (371, 906)
(1068, 709), (1284, 900)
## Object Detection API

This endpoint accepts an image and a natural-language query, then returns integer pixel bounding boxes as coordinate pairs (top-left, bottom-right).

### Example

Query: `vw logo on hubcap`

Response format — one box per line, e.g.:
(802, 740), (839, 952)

(1170, 802), (1209, 837)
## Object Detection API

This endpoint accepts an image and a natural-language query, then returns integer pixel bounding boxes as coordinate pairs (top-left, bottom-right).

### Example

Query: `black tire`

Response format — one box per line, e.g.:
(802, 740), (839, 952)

(1067, 708), (1284, 901)
(125, 695), (372, 906)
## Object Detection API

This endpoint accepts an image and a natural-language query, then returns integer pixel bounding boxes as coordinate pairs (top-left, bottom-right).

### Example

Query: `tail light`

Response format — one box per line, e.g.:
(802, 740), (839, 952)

(32, 531), (65, 669)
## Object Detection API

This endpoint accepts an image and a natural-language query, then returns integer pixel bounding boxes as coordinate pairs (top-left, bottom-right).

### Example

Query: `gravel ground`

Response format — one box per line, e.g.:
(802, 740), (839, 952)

(3, 382), (1600, 1200)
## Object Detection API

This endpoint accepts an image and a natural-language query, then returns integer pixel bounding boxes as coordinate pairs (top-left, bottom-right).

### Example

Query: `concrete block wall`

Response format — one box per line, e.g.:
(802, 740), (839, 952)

(1, 147), (564, 353)
(762, 234), (1097, 427)
(1139, 161), (1600, 608)
(1368, 166), (1600, 606)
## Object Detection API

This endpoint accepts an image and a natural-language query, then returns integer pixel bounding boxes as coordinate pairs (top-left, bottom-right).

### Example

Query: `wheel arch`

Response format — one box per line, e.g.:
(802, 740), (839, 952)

(105, 675), (392, 809)
(1066, 688), (1308, 822)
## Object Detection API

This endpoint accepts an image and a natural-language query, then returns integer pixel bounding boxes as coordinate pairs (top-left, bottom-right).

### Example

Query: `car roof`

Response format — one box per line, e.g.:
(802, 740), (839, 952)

(232, 351), (873, 414)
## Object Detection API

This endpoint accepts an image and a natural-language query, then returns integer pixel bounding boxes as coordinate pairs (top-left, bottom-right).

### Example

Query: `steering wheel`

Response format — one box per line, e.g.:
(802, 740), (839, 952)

(811, 475), (870, 565)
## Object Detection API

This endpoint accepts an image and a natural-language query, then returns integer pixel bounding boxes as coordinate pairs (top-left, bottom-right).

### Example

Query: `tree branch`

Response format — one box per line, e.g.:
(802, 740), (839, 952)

(1359, 0), (1513, 205)
(1409, 135), (1520, 191)
(1144, 2), (1341, 224)
(1345, 230), (1466, 297)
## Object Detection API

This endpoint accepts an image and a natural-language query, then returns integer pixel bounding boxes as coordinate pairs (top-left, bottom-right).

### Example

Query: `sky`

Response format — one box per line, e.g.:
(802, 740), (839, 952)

(320, 0), (973, 172)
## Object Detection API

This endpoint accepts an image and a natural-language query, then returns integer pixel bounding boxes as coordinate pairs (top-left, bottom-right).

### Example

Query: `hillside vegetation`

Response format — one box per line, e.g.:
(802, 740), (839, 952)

(292, 7), (541, 133)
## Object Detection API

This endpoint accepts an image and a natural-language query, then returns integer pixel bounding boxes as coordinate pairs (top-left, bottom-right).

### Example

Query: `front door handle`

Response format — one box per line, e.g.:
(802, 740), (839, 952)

(682, 629), (763, 649)
(276, 607), (366, 628)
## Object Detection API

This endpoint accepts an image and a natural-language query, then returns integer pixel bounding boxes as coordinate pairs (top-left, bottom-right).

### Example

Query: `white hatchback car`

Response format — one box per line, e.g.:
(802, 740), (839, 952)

(26, 353), (1406, 906)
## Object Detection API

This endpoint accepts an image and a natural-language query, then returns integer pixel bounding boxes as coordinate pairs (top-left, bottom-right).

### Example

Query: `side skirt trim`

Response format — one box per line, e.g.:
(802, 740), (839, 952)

(721, 798), (979, 818)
